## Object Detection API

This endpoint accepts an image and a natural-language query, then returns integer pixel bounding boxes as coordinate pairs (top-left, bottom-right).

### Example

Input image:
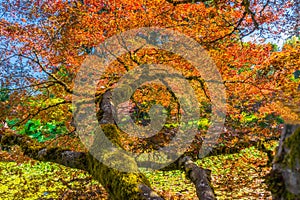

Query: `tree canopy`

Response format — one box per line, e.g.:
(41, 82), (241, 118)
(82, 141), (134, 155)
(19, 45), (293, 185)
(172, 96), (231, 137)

(0, 0), (299, 199)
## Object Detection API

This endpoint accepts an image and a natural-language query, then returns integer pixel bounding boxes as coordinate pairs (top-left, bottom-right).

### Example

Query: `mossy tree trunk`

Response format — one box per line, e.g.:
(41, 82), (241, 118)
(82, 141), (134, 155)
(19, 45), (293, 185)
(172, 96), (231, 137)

(0, 128), (164, 199)
(267, 124), (300, 200)
(0, 126), (217, 200)
(0, 89), (216, 200)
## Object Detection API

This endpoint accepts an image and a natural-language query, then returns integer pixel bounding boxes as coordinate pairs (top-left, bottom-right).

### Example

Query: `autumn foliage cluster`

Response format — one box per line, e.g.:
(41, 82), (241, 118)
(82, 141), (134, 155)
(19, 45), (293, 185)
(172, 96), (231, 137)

(0, 0), (299, 149)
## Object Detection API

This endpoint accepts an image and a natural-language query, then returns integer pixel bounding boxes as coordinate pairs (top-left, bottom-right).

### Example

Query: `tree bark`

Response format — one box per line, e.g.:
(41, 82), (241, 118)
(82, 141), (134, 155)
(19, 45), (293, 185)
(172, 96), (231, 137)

(179, 156), (216, 200)
(0, 129), (163, 200)
(267, 124), (300, 200)
(0, 89), (216, 200)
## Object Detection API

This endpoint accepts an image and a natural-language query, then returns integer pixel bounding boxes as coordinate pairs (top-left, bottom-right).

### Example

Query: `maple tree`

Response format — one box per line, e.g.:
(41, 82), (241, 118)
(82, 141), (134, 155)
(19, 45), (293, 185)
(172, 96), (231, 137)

(263, 38), (300, 200)
(0, 0), (299, 199)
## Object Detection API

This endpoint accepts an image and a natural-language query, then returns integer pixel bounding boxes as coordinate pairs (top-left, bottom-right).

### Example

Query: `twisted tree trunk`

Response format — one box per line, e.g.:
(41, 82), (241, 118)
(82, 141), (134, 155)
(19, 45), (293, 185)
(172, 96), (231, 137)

(0, 89), (216, 200)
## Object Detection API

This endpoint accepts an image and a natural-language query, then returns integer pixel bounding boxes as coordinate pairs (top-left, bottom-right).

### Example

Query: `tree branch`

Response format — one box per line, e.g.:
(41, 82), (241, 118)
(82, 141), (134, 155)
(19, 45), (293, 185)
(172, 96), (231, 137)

(0, 129), (88, 170)
(0, 128), (164, 200)
(179, 156), (216, 200)
(19, 51), (73, 94)
(13, 99), (71, 127)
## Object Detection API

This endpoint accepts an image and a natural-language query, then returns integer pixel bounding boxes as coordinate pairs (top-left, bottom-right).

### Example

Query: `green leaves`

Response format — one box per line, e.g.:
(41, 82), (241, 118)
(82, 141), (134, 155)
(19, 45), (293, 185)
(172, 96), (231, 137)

(290, 70), (300, 82)
(240, 112), (258, 124)
(18, 119), (67, 142)
(5, 118), (19, 128)
(0, 88), (10, 102)
(163, 118), (210, 130)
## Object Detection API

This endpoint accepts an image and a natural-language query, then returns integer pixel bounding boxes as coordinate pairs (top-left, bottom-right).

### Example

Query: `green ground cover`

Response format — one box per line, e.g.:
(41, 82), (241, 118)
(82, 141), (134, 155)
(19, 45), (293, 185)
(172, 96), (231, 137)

(0, 140), (277, 200)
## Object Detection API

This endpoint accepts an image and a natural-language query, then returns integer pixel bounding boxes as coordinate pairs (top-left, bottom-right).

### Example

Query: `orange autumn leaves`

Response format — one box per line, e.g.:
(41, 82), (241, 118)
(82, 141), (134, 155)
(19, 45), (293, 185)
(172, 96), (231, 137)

(0, 0), (298, 131)
(259, 41), (300, 124)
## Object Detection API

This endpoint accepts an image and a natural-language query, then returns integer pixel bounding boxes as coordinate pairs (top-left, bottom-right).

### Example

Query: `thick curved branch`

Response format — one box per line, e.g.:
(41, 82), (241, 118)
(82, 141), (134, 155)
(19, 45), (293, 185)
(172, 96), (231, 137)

(0, 129), (164, 200)
(0, 130), (87, 170)
(96, 90), (216, 200)
(179, 156), (216, 200)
